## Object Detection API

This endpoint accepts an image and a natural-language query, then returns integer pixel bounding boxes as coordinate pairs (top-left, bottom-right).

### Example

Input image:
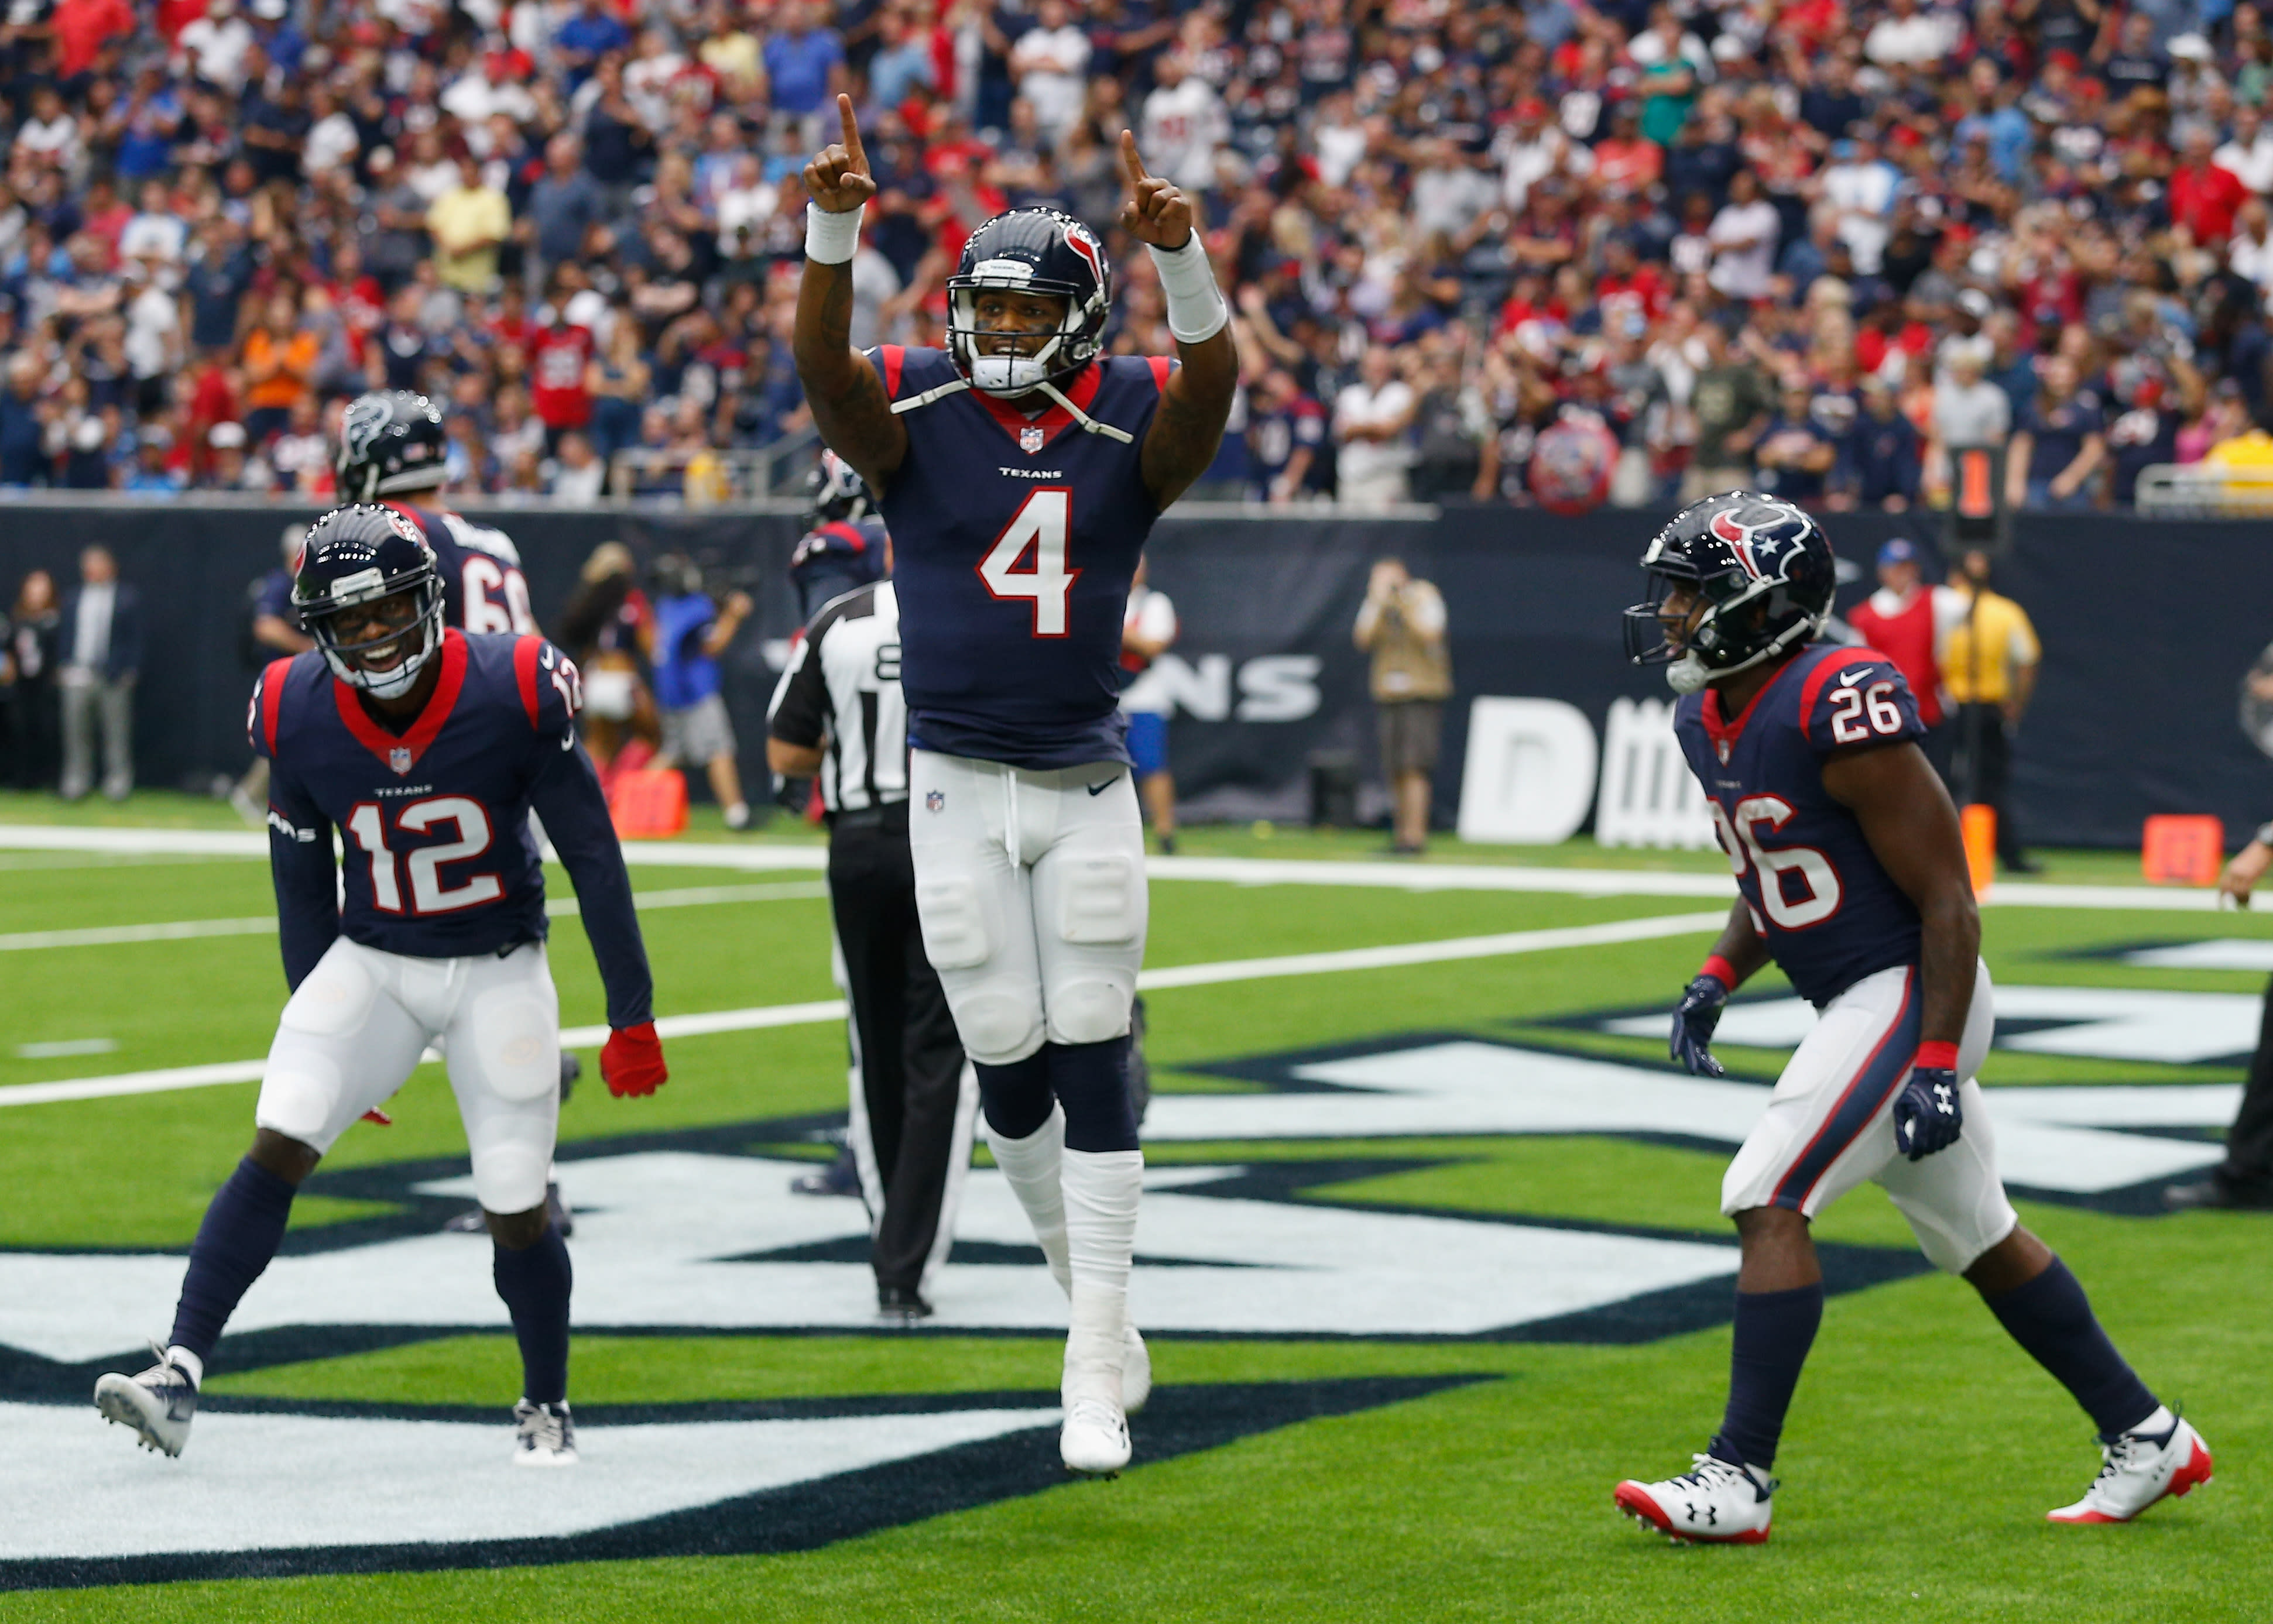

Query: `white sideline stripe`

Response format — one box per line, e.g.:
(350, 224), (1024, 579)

(0, 823), (2230, 911)
(0, 882), (829, 952)
(0, 909), (1722, 1110)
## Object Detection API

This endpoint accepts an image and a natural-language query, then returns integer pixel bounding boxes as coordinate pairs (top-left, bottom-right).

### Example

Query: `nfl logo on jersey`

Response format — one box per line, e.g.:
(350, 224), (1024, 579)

(388, 746), (413, 775)
(926, 789), (945, 813)
(1019, 426), (1045, 453)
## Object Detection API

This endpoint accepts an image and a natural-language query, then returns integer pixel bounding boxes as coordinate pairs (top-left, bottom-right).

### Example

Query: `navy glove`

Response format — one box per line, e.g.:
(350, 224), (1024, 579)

(1670, 974), (1730, 1077)
(1893, 1066), (1962, 1160)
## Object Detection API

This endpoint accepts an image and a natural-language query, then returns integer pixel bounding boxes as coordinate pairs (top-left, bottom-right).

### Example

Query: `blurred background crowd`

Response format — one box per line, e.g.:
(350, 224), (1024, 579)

(6, 0), (2273, 509)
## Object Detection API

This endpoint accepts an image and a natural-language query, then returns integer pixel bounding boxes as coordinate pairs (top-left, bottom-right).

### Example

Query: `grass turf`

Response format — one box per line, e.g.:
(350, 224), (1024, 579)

(0, 822), (2262, 1622)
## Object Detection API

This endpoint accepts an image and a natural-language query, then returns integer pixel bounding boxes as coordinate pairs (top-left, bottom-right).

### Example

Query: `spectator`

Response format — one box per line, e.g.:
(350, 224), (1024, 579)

(1681, 323), (1771, 502)
(8, 570), (62, 790)
(2006, 356), (2107, 511)
(551, 431), (609, 504)
(1847, 375), (1922, 511)
(57, 544), (141, 804)
(1939, 547), (2042, 875)
(0, 355), (45, 488)
(530, 300), (596, 451)
(1247, 369), (1327, 504)
(1333, 346), (1417, 510)
(1706, 170), (1780, 301)
(1011, 0), (1092, 149)
(1140, 53), (1229, 201)
(1753, 377), (1840, 507)
(1118, 558), (1180, 854)
(2171, 125), (2252, 245)
(1354, 558), (1452, 857)
(427, 153), (513, 296)
(1929, 348), (2013, 499)
(647, 555), (755, 831)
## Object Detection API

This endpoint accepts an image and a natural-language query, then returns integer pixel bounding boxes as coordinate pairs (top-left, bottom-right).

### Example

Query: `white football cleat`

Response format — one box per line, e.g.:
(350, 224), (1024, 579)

(1614, 1454), (1774, 1544)
(2047, 1413), (2212, 1524)
(513, 1399), (580, 1467)
(1061, 1395), (1132, 1477)
(94, 1345), (198, 1458)
(1122, 1324), (1151, 1415)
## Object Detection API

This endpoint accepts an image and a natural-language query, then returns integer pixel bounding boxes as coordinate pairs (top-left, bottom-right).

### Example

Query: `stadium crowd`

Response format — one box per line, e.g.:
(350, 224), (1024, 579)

(5, 0), (2273, 508)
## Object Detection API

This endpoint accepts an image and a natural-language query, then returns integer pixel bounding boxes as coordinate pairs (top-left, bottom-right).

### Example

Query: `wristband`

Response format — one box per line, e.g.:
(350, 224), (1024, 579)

(1912, 1040), (1960, 1072)
(805, 201), (862, 266)
(1699, 955), (1739, 988)
(2255, 820), (2273, 849)
(1145, 234), (1229, 344)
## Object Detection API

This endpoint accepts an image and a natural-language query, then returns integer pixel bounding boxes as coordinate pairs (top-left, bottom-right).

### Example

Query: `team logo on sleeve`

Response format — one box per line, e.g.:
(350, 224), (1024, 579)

(1708, 499), (1812, 581)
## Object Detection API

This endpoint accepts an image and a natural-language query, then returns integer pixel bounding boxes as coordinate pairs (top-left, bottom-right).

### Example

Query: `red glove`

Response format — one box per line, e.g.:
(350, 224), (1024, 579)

(601, 1022), (668, 1097)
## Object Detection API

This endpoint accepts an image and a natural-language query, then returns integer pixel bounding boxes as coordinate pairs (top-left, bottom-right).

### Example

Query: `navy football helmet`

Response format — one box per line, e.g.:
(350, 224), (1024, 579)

(944, 208), (1112, 397)
(805, 448), (874, 527)
(335, 390), (448, 502)
(294, 504), (447, 699)
(1623, 492), (1835, 693)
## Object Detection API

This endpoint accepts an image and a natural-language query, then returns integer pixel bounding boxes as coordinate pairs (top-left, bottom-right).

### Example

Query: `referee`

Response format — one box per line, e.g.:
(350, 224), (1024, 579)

(767, 541), (978, 1319)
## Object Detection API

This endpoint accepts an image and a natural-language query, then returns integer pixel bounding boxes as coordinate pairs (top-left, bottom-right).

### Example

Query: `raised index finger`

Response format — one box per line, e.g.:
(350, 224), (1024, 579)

(1119, 128), (1150, 184)
(838, 93), (869, 174)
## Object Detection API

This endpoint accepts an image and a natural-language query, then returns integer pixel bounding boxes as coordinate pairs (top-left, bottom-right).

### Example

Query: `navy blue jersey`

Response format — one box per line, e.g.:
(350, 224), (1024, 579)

(385, 502), (537, 636)
(249, 629), (653, 1028)
(866, 345), (1171, 768)
(790, 514), (887, 621)
(1673, 643), (1928, 1007)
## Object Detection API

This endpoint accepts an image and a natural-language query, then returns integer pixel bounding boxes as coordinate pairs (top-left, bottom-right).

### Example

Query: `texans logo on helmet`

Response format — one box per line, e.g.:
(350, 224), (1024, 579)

(1707, 499), (1812, 581)
(341, 397), (390, 462)
(1063, 221), (1105, 288)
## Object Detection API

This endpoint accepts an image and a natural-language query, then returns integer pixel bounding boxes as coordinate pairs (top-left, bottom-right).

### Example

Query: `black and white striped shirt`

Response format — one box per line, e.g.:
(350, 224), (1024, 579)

(767, 581), (909, 814)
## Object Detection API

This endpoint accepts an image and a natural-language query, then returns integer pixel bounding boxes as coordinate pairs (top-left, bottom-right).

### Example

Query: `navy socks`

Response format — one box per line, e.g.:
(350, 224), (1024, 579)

(977, 1038), (1139, 1152)
(493, 1222), (573, 1407)
(169, 1156), (298, 1368)
(1711, 1283), (1825, 1472)
(1986, 1258), (2158, 1438)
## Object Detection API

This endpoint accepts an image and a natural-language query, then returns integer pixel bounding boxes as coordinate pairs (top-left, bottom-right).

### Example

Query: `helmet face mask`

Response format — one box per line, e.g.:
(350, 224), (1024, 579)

(1621, 493), (1835, 694)
(945, 210), (1111, 397)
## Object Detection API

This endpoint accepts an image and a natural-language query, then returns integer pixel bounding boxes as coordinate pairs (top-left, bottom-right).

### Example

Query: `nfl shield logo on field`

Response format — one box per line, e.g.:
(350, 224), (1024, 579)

(389, 746), (413, 775)
(925, 789), (945, 813)
(1020, 426), (1045, 453)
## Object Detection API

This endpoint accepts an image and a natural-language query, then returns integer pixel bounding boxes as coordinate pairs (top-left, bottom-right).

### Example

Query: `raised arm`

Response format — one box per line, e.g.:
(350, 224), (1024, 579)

(1122, 130), (1237, 510)
(794, 94), (907, 490)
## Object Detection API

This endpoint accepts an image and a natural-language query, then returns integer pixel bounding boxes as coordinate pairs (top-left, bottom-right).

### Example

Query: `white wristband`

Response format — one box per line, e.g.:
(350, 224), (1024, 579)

(1146, 234), (1228, 345)
(805, 201), (863, 266)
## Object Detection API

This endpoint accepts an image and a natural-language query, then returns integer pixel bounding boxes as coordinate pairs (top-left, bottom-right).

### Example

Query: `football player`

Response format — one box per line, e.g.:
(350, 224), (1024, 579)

(795, 96), (1235, 1474)
(333, 388), (581, 1234)
(1610, 493), (2210, 1542)
(791, 449), (889, 622)
(94, 506), (667, 1467)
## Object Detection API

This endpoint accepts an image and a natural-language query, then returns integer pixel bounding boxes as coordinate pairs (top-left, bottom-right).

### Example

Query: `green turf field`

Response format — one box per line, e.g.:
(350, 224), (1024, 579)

(0, 795), (2263, 1621)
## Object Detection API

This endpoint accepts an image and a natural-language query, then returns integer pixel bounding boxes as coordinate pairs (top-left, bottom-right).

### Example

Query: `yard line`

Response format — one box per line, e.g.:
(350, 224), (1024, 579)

(0, 881), (830, 953)
(0, 909), (1723, 1110)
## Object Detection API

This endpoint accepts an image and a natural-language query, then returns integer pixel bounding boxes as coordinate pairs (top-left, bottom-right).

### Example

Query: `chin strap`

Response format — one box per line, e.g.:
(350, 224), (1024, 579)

(889, 377), (971, 415)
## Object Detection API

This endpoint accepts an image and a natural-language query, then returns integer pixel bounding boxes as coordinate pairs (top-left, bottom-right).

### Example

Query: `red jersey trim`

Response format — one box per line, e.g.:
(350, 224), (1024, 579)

(513, 634), (543, 730)
(1797, 647), (1890, 748)
(972, 362), (1106, 451)
(820, 520), (869, 552)
(331, 629), (469, 772)
(1700, 650), (1804, 756)
(1146, 356), (1173, 395)
(260, 658), (293, 754)
(879, 344), (905, 400)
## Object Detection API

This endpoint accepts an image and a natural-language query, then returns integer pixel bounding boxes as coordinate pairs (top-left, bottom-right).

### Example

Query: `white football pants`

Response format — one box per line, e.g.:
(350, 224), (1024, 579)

(907, 750), (1148, 1066)
(255, 936), (563, 1215)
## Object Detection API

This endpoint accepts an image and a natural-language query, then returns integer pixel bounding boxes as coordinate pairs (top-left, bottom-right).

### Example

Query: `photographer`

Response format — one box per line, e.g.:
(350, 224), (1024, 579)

(1354, 558), (1453, 856)
(647, 553), (755, 831)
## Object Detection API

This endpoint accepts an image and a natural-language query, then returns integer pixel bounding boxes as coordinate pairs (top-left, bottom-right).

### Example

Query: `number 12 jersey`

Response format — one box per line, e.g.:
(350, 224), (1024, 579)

(865, 345), (1172, 770)
(1672, 643), (1929, 1008)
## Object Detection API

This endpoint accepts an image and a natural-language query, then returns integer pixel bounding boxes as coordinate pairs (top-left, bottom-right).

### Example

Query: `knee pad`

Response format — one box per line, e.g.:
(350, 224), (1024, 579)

(469, 1141), (551, 1218)
(279, 949), (379, 1038)
(255, 1049), (348, 1150)
(1046, 977), (1132, 1047)
(916, 871), (995, 970)
(950, 977), (1045, 1065)
(1054, 853), (1140, 946)
(464, 987), (558, 1104)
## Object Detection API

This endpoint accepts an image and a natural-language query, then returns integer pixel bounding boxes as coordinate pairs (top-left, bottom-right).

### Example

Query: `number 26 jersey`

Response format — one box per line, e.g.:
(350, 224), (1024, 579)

(865, 345), (1171, 770)
(1672, 643), (1929, 1007)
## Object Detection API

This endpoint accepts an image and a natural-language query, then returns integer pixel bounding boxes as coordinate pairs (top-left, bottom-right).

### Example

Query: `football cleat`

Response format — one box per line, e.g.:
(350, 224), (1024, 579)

(1061, 1396), (1132, 1477)
(513, 1399), (579, 1467)
(94, 1344), (198, 1458)
(1614, 1454), (1774, 1544)
(1122, 1324), (1151, 1415)
(2047, 1413), (2212, 1524)
(877, 1285), (933, 1322)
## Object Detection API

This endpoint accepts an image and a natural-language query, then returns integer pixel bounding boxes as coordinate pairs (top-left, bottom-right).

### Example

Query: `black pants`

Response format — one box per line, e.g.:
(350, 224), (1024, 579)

(1946, 702), (2027, 867)
(2216, 972), (2273, 1193)
(829, 806), (969, 1293)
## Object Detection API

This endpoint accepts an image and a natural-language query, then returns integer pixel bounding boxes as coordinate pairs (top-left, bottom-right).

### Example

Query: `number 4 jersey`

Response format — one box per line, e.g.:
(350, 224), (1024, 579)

(249, 629), (654, 1028)
(865, 345), (1172, 769)
(1672, 642), (1928, 1007)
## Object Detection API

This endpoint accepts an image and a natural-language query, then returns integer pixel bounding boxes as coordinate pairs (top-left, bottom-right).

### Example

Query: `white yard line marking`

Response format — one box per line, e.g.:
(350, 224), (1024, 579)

(0, 882), (829, 953)
(0, 823), (2223, 911)
(0, 910), (1725, 1110)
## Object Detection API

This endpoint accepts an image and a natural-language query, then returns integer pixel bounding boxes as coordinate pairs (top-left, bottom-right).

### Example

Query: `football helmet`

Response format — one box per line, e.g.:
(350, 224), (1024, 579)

(1623, 492), (1835, 693)
(293, 504), (446, 700)
(945, 208), (1112, 397)
(806, 448), (874, 527)
(335, 390), (448, 502)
